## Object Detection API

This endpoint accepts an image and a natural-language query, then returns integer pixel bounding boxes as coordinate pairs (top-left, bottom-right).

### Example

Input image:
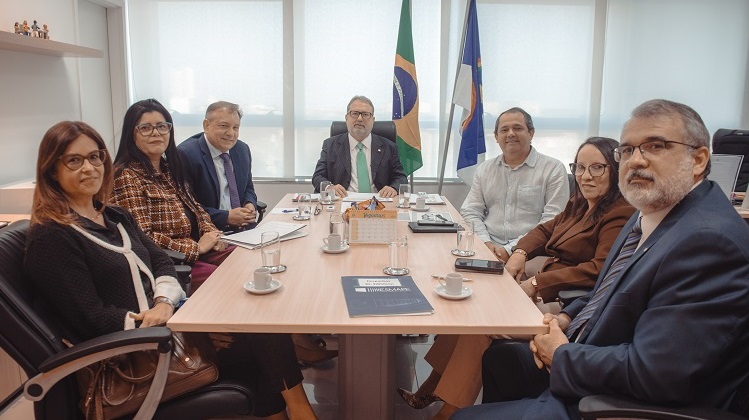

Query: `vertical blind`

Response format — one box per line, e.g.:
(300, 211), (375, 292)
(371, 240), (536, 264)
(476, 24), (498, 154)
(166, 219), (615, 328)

(127, 0), (749, 180)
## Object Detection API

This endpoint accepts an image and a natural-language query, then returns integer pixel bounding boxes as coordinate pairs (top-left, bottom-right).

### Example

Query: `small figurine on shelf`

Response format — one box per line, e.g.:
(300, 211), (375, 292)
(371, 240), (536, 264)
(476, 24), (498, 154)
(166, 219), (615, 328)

(42, 24), (49, 39)
(31, 20), (40, 38)
(22, 20), (30, 36)
(14, 22), (21, 34)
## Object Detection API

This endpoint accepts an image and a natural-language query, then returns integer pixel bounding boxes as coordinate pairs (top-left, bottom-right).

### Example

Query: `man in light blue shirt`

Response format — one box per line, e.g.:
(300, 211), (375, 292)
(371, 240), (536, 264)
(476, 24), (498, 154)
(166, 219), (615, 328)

(461, 107), (569, 261)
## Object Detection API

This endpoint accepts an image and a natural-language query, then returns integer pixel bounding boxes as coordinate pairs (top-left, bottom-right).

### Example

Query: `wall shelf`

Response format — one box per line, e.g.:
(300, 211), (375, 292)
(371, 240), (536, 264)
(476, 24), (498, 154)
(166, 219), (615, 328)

(0, 30), (102, 58)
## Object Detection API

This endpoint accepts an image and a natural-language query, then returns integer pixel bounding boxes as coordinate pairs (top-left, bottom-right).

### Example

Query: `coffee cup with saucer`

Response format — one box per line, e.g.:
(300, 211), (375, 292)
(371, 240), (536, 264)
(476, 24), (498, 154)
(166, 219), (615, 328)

(435, 272), (472, 300)
(244, 267), (282, 295)
(411, 196), (429, 212)
(322, 233), (349, 254)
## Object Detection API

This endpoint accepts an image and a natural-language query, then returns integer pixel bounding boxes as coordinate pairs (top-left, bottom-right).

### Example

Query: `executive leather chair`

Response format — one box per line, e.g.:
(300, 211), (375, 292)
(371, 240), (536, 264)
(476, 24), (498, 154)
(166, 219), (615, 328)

(579, 385), (749, 419)
(0, 220), (256, 420)
(713, 128), (749, 192)
(330, 120), (397, 143)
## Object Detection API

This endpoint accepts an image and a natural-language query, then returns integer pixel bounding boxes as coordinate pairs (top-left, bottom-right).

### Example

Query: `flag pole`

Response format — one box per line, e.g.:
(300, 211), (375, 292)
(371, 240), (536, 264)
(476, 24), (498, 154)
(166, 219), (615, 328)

(437, 0), (473, 195)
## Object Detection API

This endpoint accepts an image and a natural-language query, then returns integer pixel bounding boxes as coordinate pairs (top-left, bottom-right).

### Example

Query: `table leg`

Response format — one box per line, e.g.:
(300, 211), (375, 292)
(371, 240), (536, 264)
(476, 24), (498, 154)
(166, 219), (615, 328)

(338, 334), (396, 420)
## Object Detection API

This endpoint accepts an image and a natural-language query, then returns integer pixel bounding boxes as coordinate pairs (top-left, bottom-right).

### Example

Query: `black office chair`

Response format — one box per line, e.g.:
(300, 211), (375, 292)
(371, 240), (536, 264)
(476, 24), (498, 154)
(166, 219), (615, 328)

(579, 384), (749, 419)
(330, 120), (397, 143)
(0, 220), (256, 419)
(713, 128), (749, 192)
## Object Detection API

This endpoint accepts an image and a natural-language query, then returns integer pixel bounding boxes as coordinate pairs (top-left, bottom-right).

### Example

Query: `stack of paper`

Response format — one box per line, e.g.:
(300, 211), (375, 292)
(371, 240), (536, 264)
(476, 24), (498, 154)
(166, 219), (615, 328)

(410, 194), (445, 205)
(222, 221), (307, 249)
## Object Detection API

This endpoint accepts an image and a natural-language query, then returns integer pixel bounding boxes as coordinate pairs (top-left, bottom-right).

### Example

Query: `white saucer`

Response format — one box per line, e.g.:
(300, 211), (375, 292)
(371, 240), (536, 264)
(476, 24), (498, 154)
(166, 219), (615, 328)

(244, 279), (282, 295)
(322, 244), (349, 254)
(410, 205), (430, 212)
(434, 285), (472, 300)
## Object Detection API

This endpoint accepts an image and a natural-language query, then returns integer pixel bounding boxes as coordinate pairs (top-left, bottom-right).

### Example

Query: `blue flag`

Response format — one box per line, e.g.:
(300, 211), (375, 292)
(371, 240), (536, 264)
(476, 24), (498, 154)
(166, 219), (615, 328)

(453, 0), (485, 185)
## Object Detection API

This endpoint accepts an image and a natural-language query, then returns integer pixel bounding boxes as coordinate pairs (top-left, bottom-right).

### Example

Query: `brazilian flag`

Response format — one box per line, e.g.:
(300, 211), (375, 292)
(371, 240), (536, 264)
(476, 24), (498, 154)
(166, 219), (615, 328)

(392, 0), (423, 176)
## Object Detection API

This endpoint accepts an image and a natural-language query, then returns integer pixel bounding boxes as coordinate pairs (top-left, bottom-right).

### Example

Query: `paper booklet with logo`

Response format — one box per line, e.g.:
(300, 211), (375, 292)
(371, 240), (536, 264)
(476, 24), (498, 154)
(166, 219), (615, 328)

(341, 276), (434, 317)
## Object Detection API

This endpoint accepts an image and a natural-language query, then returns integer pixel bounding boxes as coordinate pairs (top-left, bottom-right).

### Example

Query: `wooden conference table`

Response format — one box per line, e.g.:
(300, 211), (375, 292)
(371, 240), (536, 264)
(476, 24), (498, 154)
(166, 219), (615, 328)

(168, 194), (545, 419)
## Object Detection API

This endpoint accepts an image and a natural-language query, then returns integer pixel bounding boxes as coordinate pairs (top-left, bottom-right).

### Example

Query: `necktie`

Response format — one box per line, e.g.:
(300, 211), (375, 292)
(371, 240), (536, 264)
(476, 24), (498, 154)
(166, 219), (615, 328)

(566, 217), (642, 340)
(219, 153), (241, 208)
(356, 143), (371, 193)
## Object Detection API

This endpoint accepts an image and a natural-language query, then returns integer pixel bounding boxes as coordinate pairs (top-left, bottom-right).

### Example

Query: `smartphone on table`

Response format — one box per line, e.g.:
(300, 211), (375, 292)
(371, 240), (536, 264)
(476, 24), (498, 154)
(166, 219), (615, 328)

(454, 258), (504, 274)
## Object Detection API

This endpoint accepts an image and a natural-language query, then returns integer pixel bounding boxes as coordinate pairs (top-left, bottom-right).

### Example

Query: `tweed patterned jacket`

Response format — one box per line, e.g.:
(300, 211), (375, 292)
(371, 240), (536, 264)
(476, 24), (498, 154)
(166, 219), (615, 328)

(112, 160), (218, 263)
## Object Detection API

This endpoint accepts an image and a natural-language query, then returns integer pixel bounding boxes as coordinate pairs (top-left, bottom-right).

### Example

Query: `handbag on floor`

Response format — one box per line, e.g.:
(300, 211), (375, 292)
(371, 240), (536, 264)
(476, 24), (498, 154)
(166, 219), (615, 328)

(76, 331), (219, 420)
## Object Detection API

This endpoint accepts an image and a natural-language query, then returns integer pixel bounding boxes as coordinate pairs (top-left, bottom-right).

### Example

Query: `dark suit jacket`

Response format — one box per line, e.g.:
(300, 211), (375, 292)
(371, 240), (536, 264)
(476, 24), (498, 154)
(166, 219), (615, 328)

(311, 133), (407, 193)
(459, 181), (749, 420)
(517, 197), (635, 301)
(178, 134), (257, 230)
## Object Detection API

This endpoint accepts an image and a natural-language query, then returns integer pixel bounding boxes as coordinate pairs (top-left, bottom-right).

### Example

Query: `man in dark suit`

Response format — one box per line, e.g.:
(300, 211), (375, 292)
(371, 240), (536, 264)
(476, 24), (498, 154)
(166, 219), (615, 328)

(178, 101), (257, 231)
(454, 99), (749, 419)
(312, 95), (407, 198)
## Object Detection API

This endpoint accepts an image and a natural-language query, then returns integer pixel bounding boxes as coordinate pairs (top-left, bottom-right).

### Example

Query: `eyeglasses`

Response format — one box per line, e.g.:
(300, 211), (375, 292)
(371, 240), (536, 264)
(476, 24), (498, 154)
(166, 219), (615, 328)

(614, 139), (697, 162)
(569, 163), (609, 178)
(134, 122), (172, 136)
(313, 202), (322, 216)
(347, 111), (373, 120)
(59, 150), (107, 171)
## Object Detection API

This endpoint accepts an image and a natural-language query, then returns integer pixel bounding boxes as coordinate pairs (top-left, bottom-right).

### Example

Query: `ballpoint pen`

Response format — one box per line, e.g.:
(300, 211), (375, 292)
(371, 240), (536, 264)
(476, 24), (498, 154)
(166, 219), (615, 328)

(281, 209), (298, 213)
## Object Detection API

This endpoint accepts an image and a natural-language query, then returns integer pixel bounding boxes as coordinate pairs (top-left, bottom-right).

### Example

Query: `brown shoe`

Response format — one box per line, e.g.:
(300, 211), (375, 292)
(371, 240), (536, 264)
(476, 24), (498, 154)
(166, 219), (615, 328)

(397, 388), (442, 409)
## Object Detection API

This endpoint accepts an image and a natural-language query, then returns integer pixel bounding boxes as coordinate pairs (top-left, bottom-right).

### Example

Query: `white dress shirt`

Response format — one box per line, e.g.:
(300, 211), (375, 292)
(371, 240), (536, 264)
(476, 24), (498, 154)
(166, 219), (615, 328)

(204, 137), (232, 211)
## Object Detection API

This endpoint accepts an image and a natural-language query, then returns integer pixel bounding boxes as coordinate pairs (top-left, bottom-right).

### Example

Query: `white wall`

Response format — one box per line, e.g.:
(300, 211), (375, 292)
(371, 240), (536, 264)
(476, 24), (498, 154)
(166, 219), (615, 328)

(0, 0), (116, 191)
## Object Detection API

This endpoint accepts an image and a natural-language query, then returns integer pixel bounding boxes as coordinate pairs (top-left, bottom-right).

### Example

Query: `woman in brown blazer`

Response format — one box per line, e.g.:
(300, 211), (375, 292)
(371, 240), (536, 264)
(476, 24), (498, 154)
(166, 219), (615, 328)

(398, 137), (635, 419)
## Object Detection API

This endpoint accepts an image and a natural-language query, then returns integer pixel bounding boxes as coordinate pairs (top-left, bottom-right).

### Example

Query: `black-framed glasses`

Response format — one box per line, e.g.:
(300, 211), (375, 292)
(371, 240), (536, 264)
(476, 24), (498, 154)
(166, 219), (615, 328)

(59, 149), (107, 171)
(134, 122), (172, 136)
(614, 139), (697, 162)
(314, 202), (322, 216)
(569, 162), (609, 177)
(347, 111), (373, 120)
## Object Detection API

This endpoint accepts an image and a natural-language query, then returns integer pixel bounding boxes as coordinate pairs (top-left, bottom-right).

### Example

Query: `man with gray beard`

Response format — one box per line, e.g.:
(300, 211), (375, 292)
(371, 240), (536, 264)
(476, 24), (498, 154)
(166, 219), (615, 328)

(454, 99), (749, 419)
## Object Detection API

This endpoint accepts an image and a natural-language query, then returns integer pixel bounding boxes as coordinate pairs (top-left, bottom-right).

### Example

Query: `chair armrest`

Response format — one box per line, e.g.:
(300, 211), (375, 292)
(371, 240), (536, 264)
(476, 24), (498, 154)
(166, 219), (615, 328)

(163, 248), (187, 264)
(174, 264), (192, 286)
(256, 200), (267, 223)
(557, 289), (590, 308)
(26, 327), (173, 420)
(579, 395), (744, 420)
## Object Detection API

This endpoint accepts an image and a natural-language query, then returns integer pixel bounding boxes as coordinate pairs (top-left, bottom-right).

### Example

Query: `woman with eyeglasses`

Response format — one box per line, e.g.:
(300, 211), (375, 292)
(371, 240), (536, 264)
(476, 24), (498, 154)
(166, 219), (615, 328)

(111, 99), (233, 292)
(397, 137), (635, 419)
(25, 121), (318, 419)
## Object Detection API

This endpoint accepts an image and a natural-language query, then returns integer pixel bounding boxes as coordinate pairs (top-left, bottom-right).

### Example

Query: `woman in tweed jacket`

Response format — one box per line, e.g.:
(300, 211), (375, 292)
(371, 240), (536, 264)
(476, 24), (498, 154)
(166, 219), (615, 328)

(112, 99), (233, 292)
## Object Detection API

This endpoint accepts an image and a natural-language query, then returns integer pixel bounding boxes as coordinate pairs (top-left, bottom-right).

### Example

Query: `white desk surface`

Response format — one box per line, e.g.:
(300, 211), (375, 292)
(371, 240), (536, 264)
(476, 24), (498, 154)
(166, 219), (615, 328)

(169, 194), (545, 337)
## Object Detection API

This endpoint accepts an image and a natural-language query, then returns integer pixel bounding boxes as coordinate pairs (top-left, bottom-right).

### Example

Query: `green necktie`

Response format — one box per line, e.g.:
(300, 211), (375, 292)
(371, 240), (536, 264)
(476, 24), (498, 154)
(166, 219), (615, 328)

(356, 142), (371, 193)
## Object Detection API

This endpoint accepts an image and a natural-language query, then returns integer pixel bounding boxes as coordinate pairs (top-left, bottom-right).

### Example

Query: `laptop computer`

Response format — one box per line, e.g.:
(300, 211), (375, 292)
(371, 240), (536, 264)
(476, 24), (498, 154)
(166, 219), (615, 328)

(710, 154), (744, 200)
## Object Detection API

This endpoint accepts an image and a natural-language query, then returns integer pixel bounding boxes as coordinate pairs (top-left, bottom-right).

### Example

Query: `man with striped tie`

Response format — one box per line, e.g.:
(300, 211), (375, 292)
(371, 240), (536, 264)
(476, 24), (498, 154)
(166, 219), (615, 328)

(454, 99), (749, 419)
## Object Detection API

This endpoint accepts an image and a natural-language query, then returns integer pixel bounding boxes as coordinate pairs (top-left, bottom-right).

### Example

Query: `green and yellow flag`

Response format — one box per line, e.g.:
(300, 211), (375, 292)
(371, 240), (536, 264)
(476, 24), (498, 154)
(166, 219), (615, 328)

(392, 0), (422, 176)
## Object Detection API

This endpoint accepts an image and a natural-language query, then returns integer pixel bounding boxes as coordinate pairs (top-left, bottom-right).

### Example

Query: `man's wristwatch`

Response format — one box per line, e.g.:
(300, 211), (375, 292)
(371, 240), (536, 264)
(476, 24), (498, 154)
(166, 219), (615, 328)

(530, 277), (539, 292)
(154, 296), (176, 309)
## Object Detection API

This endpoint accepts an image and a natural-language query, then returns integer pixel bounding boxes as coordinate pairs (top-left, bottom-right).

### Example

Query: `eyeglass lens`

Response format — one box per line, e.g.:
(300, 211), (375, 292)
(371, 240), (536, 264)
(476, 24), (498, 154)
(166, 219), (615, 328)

(136, 122), (172, 136)
(570, 163), (606, 177)
(62, 150), (106, 170)
(348, 111), (372, 120)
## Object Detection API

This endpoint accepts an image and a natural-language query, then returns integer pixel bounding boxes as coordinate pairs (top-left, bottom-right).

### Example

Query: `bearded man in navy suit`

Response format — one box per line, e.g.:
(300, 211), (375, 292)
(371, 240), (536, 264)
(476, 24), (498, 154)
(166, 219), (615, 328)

(312, 95), (407, 198)
(453, 99), (749, 419)
(179, 101), (257, 231)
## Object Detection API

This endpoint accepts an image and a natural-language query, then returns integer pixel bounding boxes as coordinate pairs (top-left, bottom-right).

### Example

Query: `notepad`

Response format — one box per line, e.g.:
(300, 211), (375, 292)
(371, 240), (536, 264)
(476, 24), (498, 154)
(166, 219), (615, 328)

(221, 221), (307, 248)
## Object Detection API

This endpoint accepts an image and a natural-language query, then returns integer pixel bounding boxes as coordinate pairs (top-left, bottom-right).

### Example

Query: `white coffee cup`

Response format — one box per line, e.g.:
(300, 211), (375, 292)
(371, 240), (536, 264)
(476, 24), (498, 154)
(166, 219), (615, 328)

(323, 233), (343, 251)
(415, 196), (427, 210)
(254, 267), (272, 290)
(439, 272), (463, 296)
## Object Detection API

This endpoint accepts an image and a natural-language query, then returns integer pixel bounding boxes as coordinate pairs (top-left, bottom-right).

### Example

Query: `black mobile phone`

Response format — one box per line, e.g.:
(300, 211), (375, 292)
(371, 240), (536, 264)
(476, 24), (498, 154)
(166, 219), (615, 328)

(454, 258), (504, 274)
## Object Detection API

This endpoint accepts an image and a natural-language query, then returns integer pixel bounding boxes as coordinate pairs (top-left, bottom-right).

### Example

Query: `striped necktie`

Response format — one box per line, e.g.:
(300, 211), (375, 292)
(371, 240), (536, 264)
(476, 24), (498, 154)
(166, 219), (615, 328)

(219, 153), (241, 208)
(356, 142), (371, 193)
(566, 217), (642, 340)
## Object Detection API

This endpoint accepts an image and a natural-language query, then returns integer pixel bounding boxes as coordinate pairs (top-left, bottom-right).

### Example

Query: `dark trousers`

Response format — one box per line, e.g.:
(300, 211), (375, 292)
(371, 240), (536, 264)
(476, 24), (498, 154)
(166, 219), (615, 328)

(216, 333), (303, 417)
(481, 340), (550, 403)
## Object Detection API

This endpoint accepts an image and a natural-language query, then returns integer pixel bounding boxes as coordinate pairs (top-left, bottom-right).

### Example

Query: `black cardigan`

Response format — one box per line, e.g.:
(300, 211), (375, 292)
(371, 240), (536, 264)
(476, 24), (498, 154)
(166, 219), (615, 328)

(24, 206), (178, 343)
